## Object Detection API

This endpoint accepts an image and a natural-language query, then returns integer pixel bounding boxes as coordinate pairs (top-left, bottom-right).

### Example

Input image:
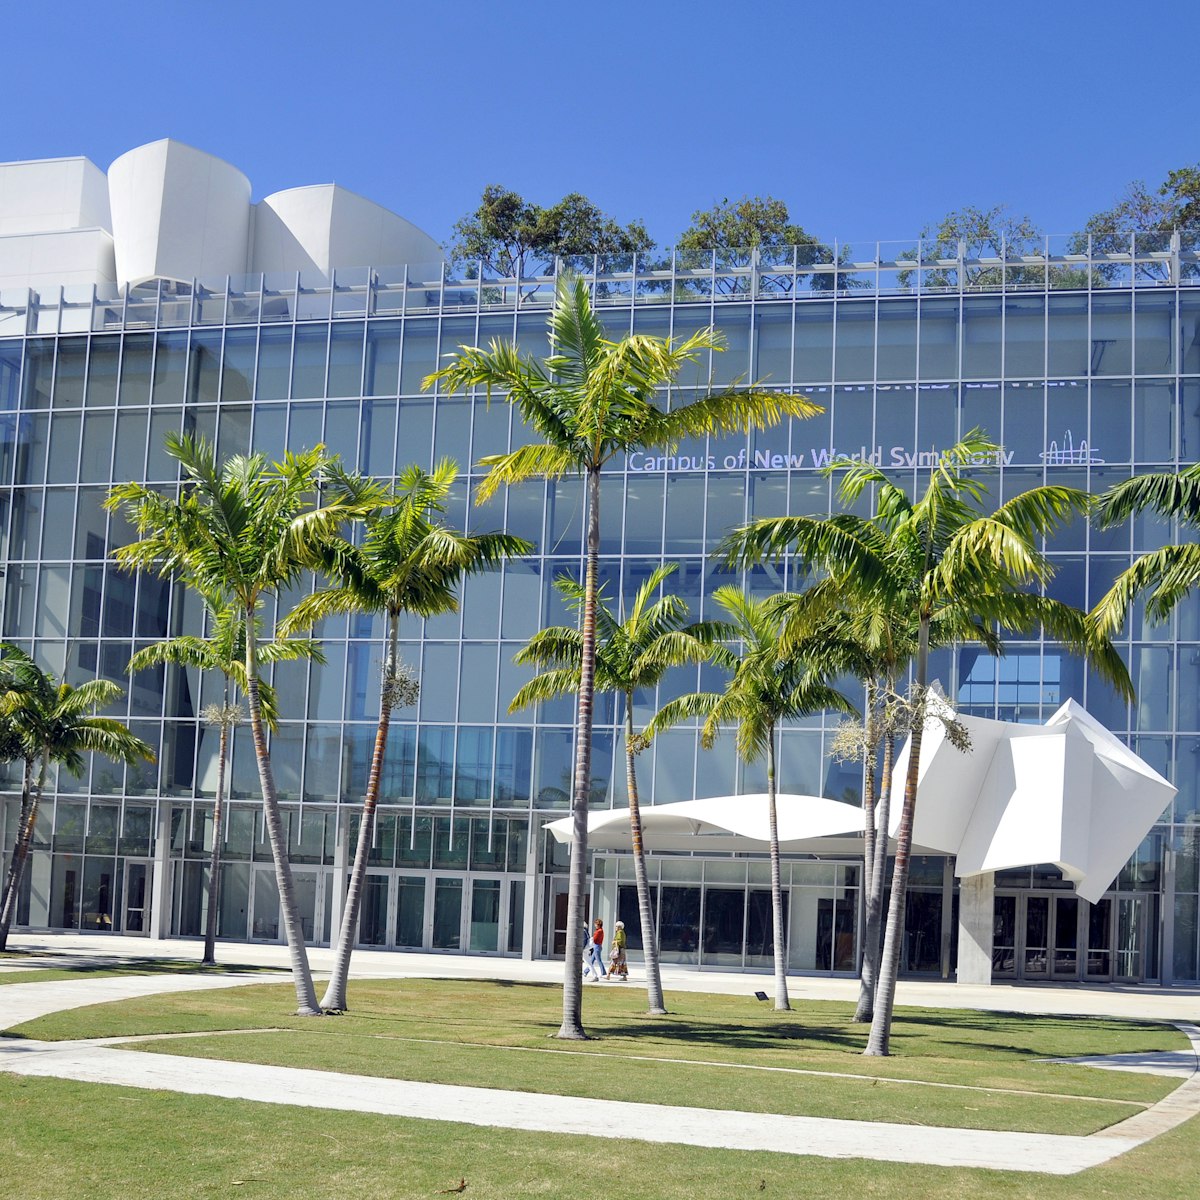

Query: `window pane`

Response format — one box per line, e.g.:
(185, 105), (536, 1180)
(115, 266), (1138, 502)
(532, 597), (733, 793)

(364, 322), (401, 396)
(85, 337), (120, 407)
(328, 323), (364, 397)
(291, 326), (328, 399)
(118, 335), (153, 406)
(53, 339), (87, 407)
(876, 300), (917, 381)
(834, 301), (874, 382)
(221, 330), (256, 403)
(256, 328), (292, 400)
(153, 333), (189, 404)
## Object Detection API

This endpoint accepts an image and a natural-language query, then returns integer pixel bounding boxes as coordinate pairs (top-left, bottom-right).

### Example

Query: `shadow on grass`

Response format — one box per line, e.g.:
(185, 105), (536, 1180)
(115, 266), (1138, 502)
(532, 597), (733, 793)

(0, 957), (285, 979)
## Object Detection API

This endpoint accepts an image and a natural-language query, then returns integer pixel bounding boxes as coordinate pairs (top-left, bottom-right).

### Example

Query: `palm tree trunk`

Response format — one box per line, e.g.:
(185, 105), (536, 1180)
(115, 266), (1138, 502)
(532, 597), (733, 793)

(856, 728), (896, 1022)
(624, 691), (666, 1014)
(767, 727), (790, 1011)
(244, 611), (321, 1016)
(865, 626), (928, 1056)
(0, 757), (38, 951)
(321, 613), (399, 1012)
(558, 464), (601, 1040)
(853, 680), (880, 1023)
(201, 713), (229, 965)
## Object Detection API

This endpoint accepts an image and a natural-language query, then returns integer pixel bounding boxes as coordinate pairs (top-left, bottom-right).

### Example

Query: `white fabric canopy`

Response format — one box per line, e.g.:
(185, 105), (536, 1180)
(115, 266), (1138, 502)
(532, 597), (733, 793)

(544, 793), (866, 855)
(890, 698), (1176, 904)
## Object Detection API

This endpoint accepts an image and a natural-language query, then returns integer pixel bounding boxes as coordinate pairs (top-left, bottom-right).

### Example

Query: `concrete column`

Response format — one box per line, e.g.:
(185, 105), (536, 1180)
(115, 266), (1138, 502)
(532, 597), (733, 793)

(955, 870), (995, 985)
(329, 811), (349, 938)
(1161, 846), (1175, 985)
(148, 802), (172, 939)
(521, 818), (538, 961)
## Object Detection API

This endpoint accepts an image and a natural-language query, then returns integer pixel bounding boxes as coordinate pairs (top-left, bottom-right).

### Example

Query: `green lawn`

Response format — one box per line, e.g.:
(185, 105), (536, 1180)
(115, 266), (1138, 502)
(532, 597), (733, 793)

(2, 1073), (1198, 1200)
(10, 977), (1184, 1135)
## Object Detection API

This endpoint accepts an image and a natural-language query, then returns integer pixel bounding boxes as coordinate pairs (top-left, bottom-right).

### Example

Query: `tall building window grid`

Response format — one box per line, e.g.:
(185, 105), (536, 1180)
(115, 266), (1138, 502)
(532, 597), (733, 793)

(2, 249), (1198, 971)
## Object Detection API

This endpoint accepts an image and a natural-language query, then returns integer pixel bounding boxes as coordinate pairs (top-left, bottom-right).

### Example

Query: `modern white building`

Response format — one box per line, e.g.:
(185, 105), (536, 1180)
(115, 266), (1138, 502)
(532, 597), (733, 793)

(2, 140), (1197, 987)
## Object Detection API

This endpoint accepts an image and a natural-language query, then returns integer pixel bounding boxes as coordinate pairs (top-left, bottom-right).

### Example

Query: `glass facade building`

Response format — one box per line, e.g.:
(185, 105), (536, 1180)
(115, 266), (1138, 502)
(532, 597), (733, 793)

(2, 233), (1199, 983)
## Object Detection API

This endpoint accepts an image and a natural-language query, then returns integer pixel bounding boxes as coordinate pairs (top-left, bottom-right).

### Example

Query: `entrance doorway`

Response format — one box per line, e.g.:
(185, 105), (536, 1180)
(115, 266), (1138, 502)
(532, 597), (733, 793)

(249, 866), (328, 944)
(121, 860), (152, 935)
(347, 871), (519, 954)
(993, 891), (1155, 982)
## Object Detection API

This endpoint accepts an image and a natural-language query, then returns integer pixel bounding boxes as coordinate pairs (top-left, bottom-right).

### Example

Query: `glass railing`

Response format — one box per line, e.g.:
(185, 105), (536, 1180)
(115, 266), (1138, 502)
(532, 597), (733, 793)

(5, 231), (1200, 335)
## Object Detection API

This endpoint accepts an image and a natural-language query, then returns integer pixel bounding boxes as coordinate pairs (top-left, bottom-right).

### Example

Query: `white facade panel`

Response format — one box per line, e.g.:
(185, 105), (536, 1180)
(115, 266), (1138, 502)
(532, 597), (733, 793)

(0, 156), (110, 237)
(0, 228), (116, 292)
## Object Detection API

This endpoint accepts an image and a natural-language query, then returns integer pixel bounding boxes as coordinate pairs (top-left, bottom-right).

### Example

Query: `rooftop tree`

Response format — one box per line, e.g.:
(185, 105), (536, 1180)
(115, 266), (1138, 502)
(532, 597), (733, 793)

(449, 185), (653, 279)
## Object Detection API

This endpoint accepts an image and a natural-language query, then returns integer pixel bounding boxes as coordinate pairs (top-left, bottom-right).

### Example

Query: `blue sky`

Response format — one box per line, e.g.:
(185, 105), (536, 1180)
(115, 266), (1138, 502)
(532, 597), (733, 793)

(8, 0), (1199, 250)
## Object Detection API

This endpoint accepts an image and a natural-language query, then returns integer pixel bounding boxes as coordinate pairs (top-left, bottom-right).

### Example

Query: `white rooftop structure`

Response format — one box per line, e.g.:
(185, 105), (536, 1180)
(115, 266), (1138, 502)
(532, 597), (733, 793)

(0, 139), (442, 292)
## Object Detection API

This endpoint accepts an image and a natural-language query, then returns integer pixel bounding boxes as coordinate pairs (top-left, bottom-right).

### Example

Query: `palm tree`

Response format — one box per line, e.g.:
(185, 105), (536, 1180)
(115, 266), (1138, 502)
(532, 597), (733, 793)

(107, 434), (370, 1016)
(0, 645), (155, 950)
(772, 563), (1000, 1024)
(648, 587), (856, 1010)
(280, 459), (530, 1012)
(127, 602), (320, 966)
(1091, 463), (1200, 635)
(725, 431), (1134, 1053)
(426, 274), (820, 1039)
(509, 564), (721, 1015)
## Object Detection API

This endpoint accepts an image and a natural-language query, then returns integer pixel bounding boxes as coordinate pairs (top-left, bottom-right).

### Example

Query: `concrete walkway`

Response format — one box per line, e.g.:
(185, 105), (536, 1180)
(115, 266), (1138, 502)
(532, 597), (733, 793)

(2, 933), (1199, 1175)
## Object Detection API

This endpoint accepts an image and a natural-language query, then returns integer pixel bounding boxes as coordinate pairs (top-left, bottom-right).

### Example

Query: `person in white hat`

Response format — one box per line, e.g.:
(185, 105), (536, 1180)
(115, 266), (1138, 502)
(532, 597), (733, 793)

(608, 920), (628, 981)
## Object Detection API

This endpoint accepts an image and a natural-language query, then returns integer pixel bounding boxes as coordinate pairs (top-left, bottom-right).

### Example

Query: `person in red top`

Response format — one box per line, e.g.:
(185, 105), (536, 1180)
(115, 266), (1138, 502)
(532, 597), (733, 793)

(583, 917), (607, 980)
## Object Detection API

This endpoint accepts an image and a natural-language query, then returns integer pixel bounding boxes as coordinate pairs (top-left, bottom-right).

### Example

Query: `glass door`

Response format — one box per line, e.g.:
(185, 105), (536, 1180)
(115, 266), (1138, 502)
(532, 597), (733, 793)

(432, 877), (463, 949)
(357, 873), (390, 946)
(121, 860), (151, 935)
(394, 874), (426, 948)
(250, 867), (280, 941)
(468, 877), (502, 952)
(292, 869), (318, 943)
(1086, 898), (1113, 979)
(250, 867), (323, 944)
(1115, 896), (1146, 980)
(1023, 895), (1049, 977)
(1051, 896), (1080, 979)
(992, 894), (1017, 977)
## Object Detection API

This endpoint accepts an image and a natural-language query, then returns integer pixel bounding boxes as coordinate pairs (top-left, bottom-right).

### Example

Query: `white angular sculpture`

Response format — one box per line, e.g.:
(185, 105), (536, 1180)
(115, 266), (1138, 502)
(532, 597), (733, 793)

(891, 698), (1175, 903)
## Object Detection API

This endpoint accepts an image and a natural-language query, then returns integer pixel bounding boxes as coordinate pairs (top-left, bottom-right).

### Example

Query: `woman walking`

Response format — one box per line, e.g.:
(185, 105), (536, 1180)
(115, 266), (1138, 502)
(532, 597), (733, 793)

(608, 920), (628, 981)
(584, 918), (607, 980)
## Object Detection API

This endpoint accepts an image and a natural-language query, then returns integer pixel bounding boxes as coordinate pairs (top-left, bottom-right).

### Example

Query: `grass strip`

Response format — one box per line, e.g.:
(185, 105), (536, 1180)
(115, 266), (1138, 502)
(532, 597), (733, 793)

(2, 1073), (1199, 1200)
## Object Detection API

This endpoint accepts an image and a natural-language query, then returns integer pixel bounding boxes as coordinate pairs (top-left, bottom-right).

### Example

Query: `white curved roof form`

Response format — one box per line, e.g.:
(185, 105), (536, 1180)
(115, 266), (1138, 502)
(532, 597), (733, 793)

(544, 794), (866, 855)
(108, 140), (253, 285)
(890, 698), (1176, 904)
(0, 139), (443, 290)
(255, 185), (442, 276)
